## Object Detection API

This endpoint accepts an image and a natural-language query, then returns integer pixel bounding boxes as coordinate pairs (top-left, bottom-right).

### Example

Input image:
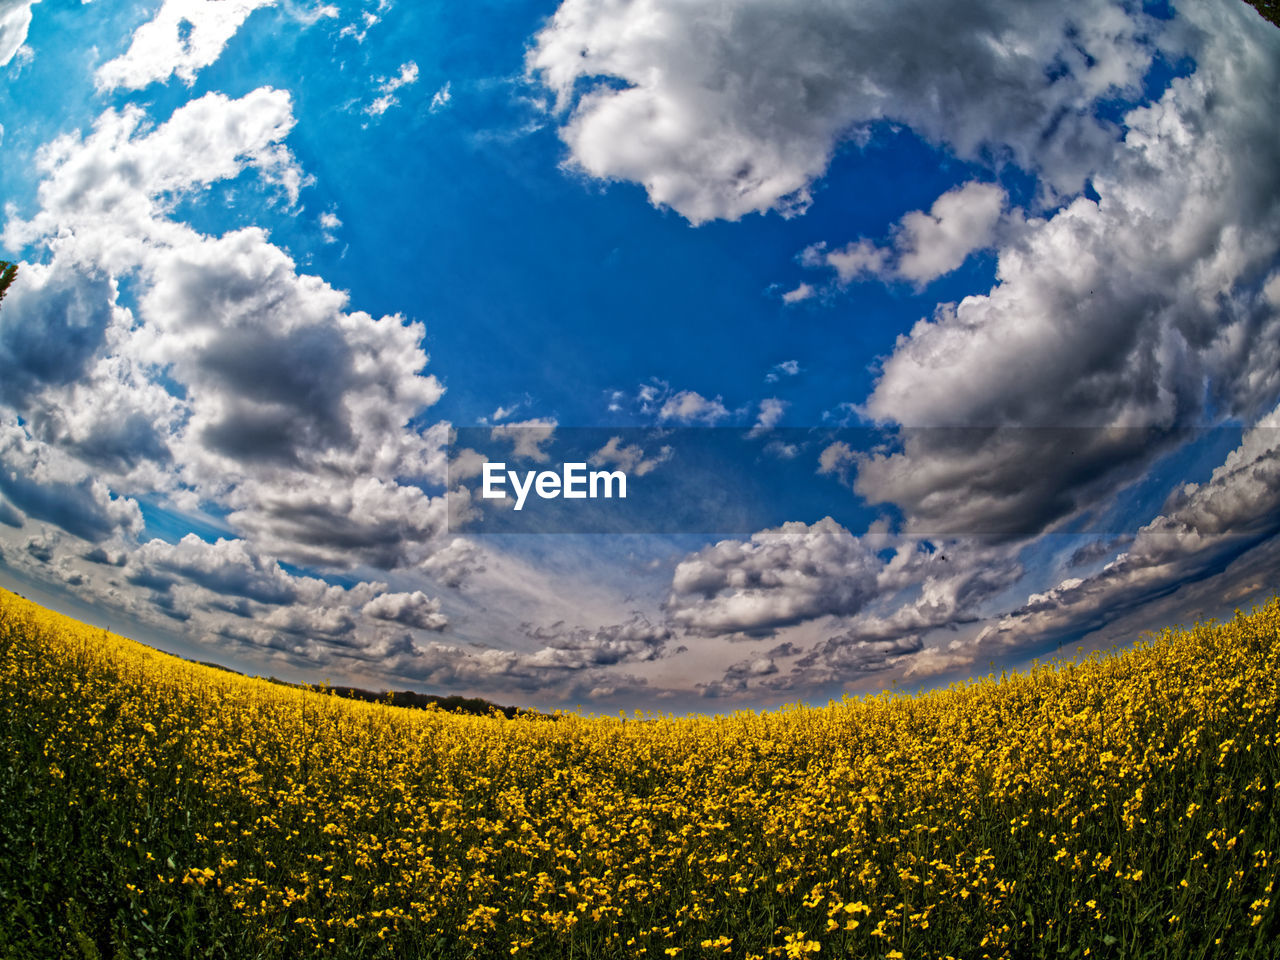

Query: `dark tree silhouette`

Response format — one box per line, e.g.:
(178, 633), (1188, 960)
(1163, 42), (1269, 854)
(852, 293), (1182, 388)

(1246, 0), (1280, 27)
(0, 261), (16, 309)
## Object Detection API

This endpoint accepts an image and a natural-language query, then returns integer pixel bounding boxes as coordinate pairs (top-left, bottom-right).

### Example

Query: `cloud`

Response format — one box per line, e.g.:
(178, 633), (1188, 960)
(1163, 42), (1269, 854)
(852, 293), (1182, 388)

(751, 397), (787, 431)
(225, 475), (449, 570)
(808, 239), (889, 285)
(292, 613), (675, 699)
(659, 390), (729, 425)
(781, 282), (814, 304)
(855, 428), (1187, 537)
(529, 0), (1157, 223)
(668, 537), (1025, 702)
(765, 359), (800, 383)
(697, 615), (945, 696)
(0, 260), (121, 408)
(666, 517), (884, 637)
(637, 381), (663, 411)
(523, 614), (673, 669)
(12, 527), (436, 672)
(0, 73), (519, 687)
(809, 182), (1007, 287)
(816, 440), (856, 478)
(429, 81), (452, 113)
(365, 60), (419, 116)
(620, 379), (734, 424)
(363, 590), (449, 631)
(589, 436), (673, 477)
(258, 601), (358, 642)
(698, 652), (785, 698)
(791, 632), (923, 684)
(83, 545), (125, 566)
(530, 0), (1280, 549)
(0, 0), (38, 67)
(319, 210), (341, 243)
(894, 182), (1006, 284)
(490, 418), (557, 461)
(96, 0), (280, 92)
(900, 643), (976, 681)
(691, 411), (1280, 689)
(140, 228), (443, 471)
(849, 6), (1280, 534)
(447, 447), (488, 483)
(972, 406), (1280, 656)
(0, 495), (21, 529)
(664, 514), (1024, 695)
(3, 88), (454, 582)
(747, 398), (792, 452)
(0, 418), (144, 543)
(1068, 535), (1132, 568)
(10, 88), (307, 250)
(127, 534), (313, 605)
(419, 536), (485, 588)
(338, 0), (391, 44)
(816, 541), (1023, 650)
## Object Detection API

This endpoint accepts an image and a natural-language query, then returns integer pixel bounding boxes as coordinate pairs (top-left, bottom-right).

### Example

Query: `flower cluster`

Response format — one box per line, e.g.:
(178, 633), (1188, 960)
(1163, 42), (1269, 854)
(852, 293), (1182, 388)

(1, 588), (1277, 958)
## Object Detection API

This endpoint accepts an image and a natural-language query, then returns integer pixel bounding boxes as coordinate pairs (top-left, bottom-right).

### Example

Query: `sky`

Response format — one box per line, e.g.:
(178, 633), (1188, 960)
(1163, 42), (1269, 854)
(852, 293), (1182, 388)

(0, 0), (1278, 713)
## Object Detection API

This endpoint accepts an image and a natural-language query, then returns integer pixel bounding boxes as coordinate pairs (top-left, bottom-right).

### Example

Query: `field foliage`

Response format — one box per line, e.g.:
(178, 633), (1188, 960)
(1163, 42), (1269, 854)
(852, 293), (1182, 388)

(1, 588), (1277, 959)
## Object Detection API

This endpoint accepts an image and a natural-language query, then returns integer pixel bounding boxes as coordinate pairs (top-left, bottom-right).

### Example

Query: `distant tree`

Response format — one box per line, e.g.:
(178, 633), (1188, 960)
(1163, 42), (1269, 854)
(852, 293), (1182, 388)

(0, 261), (16, 309)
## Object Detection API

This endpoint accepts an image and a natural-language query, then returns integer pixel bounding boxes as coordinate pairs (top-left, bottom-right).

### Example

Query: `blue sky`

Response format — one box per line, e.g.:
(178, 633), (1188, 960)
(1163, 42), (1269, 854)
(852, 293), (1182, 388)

(1, 0), (1278, 712)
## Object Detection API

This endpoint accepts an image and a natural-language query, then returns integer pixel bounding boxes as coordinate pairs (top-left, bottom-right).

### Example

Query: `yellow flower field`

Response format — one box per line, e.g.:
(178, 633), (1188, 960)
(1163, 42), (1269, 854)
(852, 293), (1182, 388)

(1, 587), (1277, 958)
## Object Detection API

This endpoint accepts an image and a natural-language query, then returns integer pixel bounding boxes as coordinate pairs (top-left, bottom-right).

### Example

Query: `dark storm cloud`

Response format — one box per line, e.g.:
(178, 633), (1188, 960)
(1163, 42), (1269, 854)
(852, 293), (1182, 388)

(193, 324), (357, 464)
(0, 428), (142, 543)
(975, 415), (1280, 653)
(0, 263), (116, 407)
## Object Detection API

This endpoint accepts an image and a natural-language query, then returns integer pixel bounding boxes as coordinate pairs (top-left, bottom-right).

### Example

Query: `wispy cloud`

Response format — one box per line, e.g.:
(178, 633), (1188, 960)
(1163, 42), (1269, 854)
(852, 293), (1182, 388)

(365, 60), (419, 116)
(430, 80), (452, 112)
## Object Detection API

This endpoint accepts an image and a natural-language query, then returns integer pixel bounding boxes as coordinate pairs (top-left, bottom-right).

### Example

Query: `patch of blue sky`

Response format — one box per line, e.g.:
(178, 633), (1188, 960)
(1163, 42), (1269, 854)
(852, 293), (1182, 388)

(3, 0), (1020, 449)
(152, 368), (188, 401)
(161, 165), (303, 241)
(1009, 426), (1253, 604)
(136, 497), (237, 546)
(452, 426), (891, 535)
(0, 7), (108, 223)
(1092, 49), (1196, 127)
(1065, 425), (1248, 540)
(416, 127), (980, 430)
(277, 557), (347, 585)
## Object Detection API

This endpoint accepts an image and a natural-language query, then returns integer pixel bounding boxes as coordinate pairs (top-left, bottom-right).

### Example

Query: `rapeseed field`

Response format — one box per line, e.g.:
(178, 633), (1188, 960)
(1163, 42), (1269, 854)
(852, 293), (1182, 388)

(1, 587), (1276, 959)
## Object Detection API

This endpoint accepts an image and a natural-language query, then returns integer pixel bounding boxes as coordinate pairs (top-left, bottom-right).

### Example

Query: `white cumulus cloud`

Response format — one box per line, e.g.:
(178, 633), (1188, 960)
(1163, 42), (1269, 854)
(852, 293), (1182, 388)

(96, 0), (281, 92)
(0, 0), (39, 66)
(529, 0), (1156, 223)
